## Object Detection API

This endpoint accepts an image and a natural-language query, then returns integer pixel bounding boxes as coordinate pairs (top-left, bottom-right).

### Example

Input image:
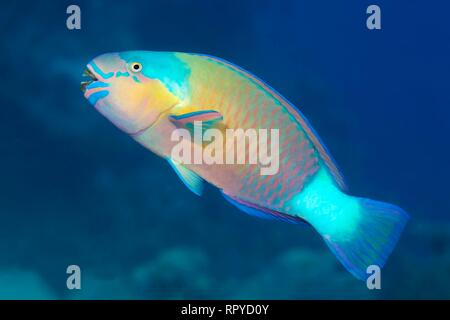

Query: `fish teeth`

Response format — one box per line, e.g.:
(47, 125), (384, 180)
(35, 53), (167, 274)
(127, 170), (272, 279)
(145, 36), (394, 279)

(81, 68), (98, 92)
(82, 68), (97, 80)
(80, 79), (93, 93)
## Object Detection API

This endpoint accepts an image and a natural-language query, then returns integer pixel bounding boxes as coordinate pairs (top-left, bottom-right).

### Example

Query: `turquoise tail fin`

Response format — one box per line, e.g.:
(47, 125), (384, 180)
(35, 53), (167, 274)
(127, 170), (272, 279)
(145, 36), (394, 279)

(321, 198), (409, 280)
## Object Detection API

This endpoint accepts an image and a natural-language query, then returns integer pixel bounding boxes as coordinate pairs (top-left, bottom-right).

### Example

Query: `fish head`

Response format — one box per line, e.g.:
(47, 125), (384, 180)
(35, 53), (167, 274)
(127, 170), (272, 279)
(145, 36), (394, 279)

(82, 51), (189, 135)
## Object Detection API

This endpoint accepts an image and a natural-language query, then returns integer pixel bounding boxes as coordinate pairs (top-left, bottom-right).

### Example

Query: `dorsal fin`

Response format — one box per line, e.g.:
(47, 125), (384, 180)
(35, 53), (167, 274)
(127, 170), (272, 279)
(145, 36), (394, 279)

(194, 54), (347, 191)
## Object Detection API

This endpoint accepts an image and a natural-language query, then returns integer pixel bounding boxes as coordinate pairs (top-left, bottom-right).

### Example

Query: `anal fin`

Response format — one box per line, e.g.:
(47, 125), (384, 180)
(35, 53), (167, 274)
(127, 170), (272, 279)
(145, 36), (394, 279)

(222, 192), (310, 226)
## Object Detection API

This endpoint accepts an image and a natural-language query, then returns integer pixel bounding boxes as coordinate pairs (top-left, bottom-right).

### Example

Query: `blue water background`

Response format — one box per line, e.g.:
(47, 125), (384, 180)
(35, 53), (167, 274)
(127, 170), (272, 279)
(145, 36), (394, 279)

(0, 0), (449, 299)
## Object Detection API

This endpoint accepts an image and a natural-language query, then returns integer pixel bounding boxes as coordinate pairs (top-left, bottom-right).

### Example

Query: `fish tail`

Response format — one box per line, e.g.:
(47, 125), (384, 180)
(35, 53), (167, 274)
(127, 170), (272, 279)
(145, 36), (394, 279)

(318, 197), (409, 280)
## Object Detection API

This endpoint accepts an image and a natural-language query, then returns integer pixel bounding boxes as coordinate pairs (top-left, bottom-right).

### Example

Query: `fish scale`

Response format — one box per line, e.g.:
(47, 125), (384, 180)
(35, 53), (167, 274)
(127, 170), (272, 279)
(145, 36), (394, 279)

(180, 54), (322, 210)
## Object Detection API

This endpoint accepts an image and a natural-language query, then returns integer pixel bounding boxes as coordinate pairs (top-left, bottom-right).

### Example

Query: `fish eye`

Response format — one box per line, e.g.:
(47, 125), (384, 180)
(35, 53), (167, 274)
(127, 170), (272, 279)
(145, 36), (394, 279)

(130, 62), (142, 73)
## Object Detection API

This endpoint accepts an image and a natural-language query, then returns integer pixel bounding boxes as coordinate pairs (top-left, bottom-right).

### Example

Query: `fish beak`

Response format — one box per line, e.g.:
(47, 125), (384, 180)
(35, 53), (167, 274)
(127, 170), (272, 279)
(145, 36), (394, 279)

(80, 67), (98, 92)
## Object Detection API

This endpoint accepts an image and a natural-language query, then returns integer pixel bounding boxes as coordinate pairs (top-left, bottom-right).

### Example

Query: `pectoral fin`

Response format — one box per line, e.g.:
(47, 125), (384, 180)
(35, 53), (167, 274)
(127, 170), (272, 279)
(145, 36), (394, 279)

(167, 158), (204, 196)
(169, 109), (224, 133)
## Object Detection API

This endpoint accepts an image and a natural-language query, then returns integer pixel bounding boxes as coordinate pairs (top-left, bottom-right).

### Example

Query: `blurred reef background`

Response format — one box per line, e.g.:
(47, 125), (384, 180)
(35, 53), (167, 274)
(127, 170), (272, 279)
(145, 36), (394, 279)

(0, 0), (449, 299)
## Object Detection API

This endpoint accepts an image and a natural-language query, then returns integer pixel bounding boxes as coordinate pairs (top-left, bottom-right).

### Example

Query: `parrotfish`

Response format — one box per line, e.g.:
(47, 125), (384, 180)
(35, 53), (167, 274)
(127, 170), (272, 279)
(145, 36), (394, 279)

(81, 51), (409, 280)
